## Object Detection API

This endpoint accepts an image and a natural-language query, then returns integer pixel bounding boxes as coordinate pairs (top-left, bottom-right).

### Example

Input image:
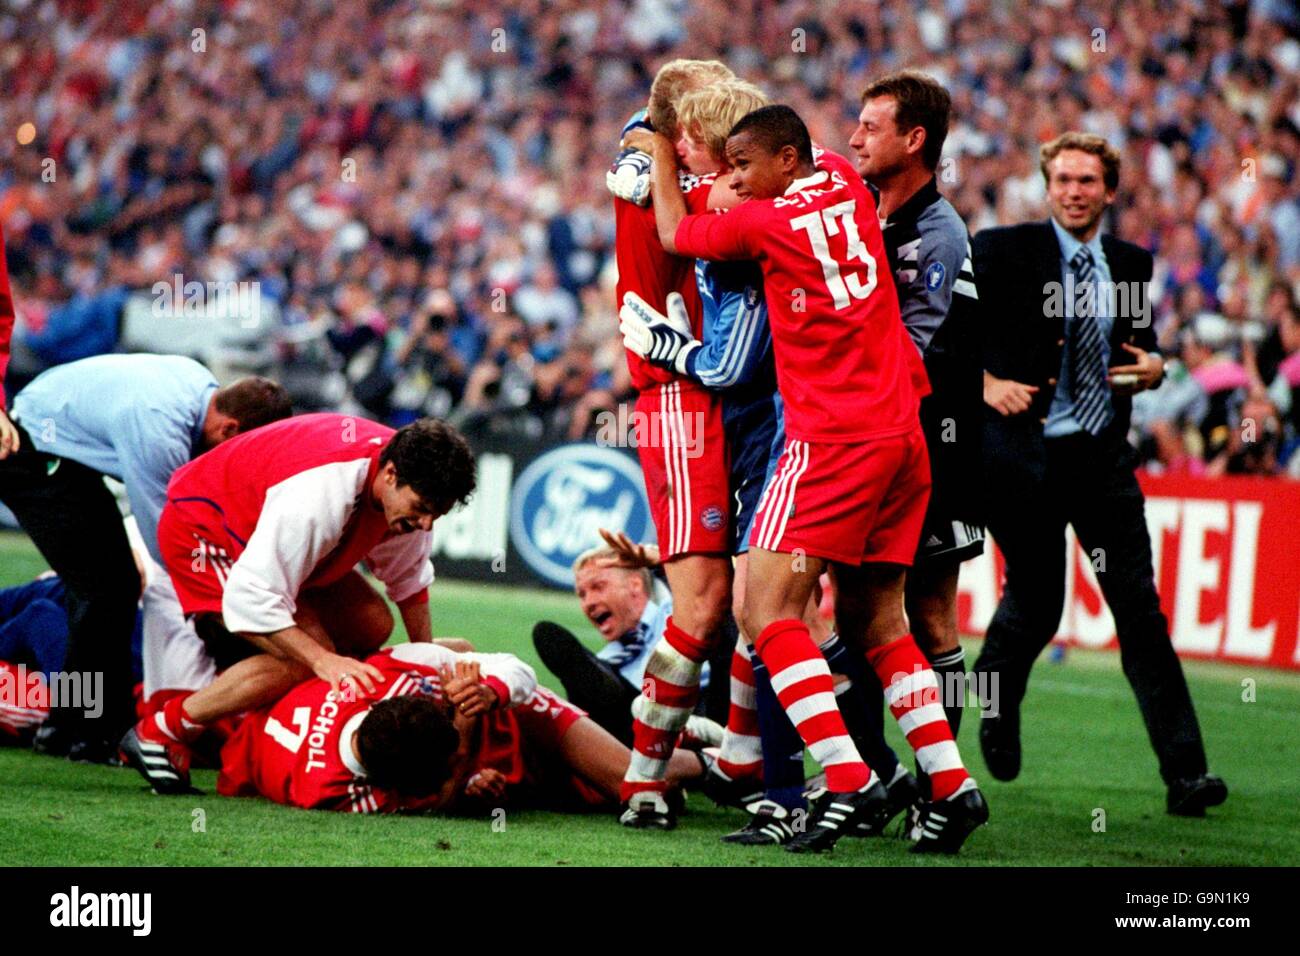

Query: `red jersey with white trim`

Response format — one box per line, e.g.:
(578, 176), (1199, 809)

(216, 644), (538, 813)
(615, 172), (715, 391)
(162, 412), (433, 634)
(673, 147), (928, 444)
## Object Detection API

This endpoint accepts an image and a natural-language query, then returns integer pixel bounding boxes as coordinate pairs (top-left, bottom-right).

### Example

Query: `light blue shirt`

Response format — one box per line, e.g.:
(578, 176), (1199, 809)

(11, 354), (219, 565)
(595, 595), (710, 690)
(1046, 218), (1114, 438)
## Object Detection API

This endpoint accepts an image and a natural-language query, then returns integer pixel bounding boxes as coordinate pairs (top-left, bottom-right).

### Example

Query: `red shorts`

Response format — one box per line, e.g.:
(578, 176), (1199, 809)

(157, 497), (242, 618)
(636, 381), (730, 559)
(749, 427), (931, 566)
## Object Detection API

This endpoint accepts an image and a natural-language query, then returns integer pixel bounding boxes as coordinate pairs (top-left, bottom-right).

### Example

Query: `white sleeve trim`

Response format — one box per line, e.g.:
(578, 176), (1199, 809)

(221, 458), (371, 635)
(386, 643), (537, 708)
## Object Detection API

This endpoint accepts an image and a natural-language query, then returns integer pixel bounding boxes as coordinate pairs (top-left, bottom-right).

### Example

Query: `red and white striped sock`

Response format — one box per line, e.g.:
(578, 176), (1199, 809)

(715, 636), (762, 780)
(753, 619), (871, 793)
(147, 692), (203, 745)
(867, 634), (971, 800)
(620, 616), (707, 802)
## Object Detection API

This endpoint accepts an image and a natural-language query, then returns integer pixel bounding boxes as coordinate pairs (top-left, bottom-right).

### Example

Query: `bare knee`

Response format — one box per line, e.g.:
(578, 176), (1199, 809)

(665, 560), (731, 640)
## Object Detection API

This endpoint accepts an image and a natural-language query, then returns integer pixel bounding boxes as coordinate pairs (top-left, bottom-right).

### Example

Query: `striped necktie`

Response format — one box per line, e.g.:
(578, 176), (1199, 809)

(1068, 246), (1112, 436)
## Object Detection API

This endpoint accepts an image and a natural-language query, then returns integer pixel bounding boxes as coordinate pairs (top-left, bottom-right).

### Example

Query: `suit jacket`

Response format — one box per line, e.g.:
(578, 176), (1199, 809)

(973, 219), (1156, 489)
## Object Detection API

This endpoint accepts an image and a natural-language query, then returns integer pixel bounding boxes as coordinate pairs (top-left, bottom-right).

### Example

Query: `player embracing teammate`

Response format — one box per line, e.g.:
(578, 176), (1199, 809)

(629, 104), (989, 853)
(608, 59), (760, 829)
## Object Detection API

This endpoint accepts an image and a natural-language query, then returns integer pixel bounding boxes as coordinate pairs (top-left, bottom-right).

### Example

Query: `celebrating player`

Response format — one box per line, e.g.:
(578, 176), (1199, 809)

(619, 80), (915, 845)
(848, 71), (985, 803)
(609, 58), (748, 829)
(119, 413), (476, 795)
(217, 641), (707, 814)
(631, 104), (988, 853)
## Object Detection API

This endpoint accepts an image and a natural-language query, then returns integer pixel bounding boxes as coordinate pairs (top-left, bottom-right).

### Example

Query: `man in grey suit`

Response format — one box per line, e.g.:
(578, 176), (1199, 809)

(972, 132), (1226, 816)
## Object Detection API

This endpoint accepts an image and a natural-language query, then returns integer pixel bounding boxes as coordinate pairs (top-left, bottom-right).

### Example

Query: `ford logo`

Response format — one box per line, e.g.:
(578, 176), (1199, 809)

(509, 443), (655, 588)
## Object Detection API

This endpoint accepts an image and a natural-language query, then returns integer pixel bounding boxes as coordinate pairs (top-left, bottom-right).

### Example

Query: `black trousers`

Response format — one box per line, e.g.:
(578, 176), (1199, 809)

(533, 621), (732, 748)
(533, 625), (639, 746)
(972, 427), (1207, 784)
(0, 424), (140, 739)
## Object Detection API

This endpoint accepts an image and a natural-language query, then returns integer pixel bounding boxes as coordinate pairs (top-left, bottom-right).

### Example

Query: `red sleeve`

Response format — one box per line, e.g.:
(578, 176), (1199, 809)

(674, 202), (763, 262)
(0, 223), (13, 409)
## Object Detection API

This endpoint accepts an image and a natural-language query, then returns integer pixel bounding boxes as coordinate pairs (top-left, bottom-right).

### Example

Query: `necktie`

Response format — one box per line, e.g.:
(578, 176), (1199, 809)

(1068, 246), (1112, 435)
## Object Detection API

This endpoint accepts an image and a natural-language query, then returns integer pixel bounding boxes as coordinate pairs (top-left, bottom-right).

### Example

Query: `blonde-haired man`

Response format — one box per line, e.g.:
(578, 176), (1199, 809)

(605, 59), (748, 829)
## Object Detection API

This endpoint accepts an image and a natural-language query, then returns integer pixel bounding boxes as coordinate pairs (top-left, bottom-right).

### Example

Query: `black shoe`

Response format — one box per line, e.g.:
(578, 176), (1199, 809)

(31, 723), (77, 757)
(909, 783), (989, 854)
(619, 791), (676, 830)
(722, 800), (797, 846)
(69, 738), (125, 766)
(1167, 773), (1228, 817)
(979, 708), (1021, 781)
(691, 748), (765, 810)
(118, 726), (200, 795)
(853, 766), (922, 837)
(785, 780), (889, 854)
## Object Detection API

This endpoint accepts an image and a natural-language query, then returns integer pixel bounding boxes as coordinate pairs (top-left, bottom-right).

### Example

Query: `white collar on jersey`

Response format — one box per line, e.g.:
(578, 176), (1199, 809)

(784, 170), (829, 195)
(339, 709), (369, 777)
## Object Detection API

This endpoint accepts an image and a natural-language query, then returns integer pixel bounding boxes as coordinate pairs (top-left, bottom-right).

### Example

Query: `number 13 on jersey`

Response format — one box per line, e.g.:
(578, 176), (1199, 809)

(790, 199), (878, 309)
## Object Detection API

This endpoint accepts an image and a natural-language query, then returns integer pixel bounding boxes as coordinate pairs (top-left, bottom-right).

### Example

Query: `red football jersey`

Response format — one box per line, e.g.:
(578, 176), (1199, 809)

(161, 412), (433, 633)
(673, 148), (928, 443)
(217, 644), (538, 813)
(615, 173), (715, 392)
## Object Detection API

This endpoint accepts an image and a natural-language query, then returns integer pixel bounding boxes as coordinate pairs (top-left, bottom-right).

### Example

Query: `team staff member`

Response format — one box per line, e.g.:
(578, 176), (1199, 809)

(848, 70), (983, 796)
(972, 131), (1226, 816)
(0, 354), (290, 762)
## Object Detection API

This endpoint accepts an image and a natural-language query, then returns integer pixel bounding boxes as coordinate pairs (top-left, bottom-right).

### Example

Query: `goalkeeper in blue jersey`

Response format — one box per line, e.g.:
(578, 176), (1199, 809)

(612, 80), (914, 845)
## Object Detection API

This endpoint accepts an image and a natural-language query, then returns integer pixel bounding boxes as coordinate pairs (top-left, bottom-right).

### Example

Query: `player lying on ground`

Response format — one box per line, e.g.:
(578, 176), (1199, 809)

(617, 80), (918, 844)
(629, 104), (988, 854)
(216, 642), (707, 814)
(120, 414), (476, 795)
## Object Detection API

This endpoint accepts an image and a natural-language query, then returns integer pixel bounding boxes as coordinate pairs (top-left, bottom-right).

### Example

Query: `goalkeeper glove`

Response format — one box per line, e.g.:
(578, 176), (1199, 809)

(619, 291), (700, 376)
(606, 148), (652, 206)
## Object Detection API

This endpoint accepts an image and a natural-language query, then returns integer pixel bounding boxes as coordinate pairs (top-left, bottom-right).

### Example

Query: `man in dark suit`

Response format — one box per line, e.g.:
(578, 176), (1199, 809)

(972, 132), (1226, 816)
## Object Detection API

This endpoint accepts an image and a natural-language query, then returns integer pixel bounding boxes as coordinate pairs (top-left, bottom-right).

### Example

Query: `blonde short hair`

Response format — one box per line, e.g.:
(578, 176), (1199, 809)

(677, 79), (770, 162)
(1040, 131), (1122, 191)
(648, 59), (735, 138)
(572, 546), (654, 597)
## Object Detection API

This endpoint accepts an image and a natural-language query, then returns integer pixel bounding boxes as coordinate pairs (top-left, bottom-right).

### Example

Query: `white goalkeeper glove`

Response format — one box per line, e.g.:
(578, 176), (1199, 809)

(606, 148), (652, 206)
(619, 291), (700, 376)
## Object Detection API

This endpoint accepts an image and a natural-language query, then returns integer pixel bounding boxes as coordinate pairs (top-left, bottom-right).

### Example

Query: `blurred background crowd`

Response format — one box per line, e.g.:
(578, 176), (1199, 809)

(1, 0), (1298, 474)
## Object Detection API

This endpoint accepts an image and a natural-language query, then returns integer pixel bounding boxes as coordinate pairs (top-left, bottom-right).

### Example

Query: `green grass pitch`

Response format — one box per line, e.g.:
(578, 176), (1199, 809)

(1, 530), (1296, 867)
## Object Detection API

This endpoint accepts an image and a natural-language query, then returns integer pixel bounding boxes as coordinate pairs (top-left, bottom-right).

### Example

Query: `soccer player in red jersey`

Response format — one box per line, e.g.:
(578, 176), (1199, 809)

(611, 59), (750, 828)
(217, 642), (707, 813)
(629, 105), (988, 853)
(119, 413), (477, 795)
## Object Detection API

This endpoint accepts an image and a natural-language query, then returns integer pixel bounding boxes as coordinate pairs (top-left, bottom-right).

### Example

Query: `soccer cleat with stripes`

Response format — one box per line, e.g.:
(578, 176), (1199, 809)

(785, 779), (889, 854)
(909, 779), (988, 854)
(721, 800), (797, 846)
(694, 748), (765, 810)
(853, 764), (922, 837)
(619, 790), (677, 830)
(119, 725), (200, 796)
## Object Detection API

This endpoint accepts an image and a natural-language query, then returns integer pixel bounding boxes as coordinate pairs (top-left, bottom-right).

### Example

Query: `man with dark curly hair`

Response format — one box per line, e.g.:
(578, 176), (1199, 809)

(119, 413), (477, 795)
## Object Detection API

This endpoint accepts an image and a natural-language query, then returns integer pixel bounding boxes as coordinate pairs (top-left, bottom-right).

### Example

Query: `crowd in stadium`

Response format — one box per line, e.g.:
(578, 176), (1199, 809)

(2, 0), (1299, 472)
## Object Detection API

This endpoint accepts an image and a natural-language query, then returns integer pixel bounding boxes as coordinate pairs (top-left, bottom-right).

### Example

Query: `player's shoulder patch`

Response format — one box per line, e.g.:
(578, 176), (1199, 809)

(679, 170), (717, 193)
(924, 261), (946, 291)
